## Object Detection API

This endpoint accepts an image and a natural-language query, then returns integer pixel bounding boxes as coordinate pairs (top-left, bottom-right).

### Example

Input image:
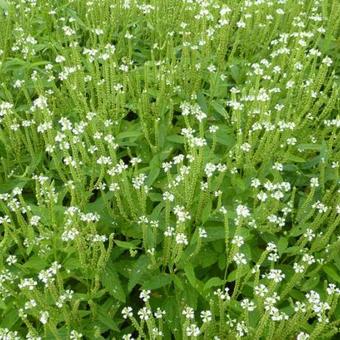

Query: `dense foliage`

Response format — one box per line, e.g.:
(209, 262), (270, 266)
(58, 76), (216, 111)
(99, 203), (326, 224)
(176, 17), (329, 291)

(0, 0), (339, 339)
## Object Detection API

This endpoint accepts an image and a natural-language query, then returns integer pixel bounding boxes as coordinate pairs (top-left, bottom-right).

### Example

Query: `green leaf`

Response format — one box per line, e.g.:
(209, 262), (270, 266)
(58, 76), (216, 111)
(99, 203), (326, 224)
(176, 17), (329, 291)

(0, 0), (8, 10)
(214, 127), (235, 147)
(2, 58), (27, 72)
(203, 277), (225, 291)
(143, 273), (172, 289)
(101, 266), (126, 302)
(183, 263), (204, 292)
(163, 297), (181, 338)
(302, 275), (320, 291)
(22, 256), (48, 271)
(277, 238), (288, 255)
(128, 255), (151, 292)
(205, 225), (225, 241)
(227, 265), (249, 282)
(196, 92), (208, 113)
(148, 192), (162, 202)
(298, 144), (322, 151)
(97, 305), (119, 331)
(197, 247), (219, 268)
(285, 153), (306, 163)
(117, 130), (143, 139)
(201, 199), (212, 223)
(323, 264), (340, 283)
(114, 239), (140, 249)
(230, 63), (245, 84)
(166, 135), (184, 144)
(63, 256), (81, 271)
(172, 275), (184, 291)
(147, 167), (160, 186)
(0, 308), (18, 328)
(0, 177), (30, 193)
(211, 101), (228, 118)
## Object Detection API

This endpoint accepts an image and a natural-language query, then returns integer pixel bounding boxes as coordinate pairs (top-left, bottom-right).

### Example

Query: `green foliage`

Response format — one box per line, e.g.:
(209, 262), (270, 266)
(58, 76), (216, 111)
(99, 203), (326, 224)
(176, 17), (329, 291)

(0, 0), (339, 339)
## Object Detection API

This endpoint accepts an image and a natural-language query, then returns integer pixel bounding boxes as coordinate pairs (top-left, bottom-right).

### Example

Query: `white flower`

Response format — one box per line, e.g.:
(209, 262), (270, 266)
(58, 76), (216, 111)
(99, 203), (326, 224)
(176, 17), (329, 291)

(240, 143), (251, 152)
(326, 283), (340, 295)
(137, 307), (151, 320)
(163, 191), (174, 202)
(173, 205), (191, 223)
(173, 154), (185, 164)
(201, 181), (208, 191)
(219, 206), (227, 215)
(199, 228), (207, 238)
(32, 96), (48, 110)
(214, 287), (230, 301)
(55, 55), (65, 63)
(293, 262), (305, 273)
(19, 278), (38, 290)
(175, 233), (188, 245)
(56, 290), (74, 308)
(61, 228), (79, 242)
(296, 332), (310, 340)
(122, 306), (133, 319)
(97, 156), (112, 165)
(301, 254), (315, 265)
(236, 321), (248, 337)
(312, 201), (328, 213)
(322, 56), (332, 67)
(264, 293), (280, 310)
(6, 255), (17, 266)
(154, 308), (166, 319)
(161, 162), (172, 173)
(139, 289), (151, 302)
(310, 177), (319, 188)
(37, 121), (52, 133)
(209, 125), (219, 133)
(164, 227), (174, 237)
(294, 301), (306, 313)
(236, 20), (246, 28)
(182, 306), (194, 319)
(287, 137), (297, 145)
(254, 284), (268, 297)
(233, 252), (247, 265)
(251, 178), (261, 188)
(132, 173), (147, 190)
(130, 157), (142, 166)
(39, 311), (49, 325)
(217, 163), (227, 172)
(265, 269), (285, 283)
(236, 204), (250, 218)
(122, 335), (134, 340)
(125, 31), (133, 39)
(266, 242), (277, 252)
(24, 299), (37, 310)
(272, 162), (283, 171)
(231, 235), (244, 247)
(204, 163), (216, 177)
(271, 190), (284, 201)
(93, 28), (104, 35)
(200, 310), (212, 323)
(240, 299), (256, 311)
(70, 330), (83, 339)
(186, 324), (200, 337)
(190, 137), (207, 147)
(109, 182), (120, 192)
(257, 191), (268, 202)
(268, 252), (279, 262)
(207, 64), (216, 73)
(13, 79), (25, 88)
(62, 25), (76, 36)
